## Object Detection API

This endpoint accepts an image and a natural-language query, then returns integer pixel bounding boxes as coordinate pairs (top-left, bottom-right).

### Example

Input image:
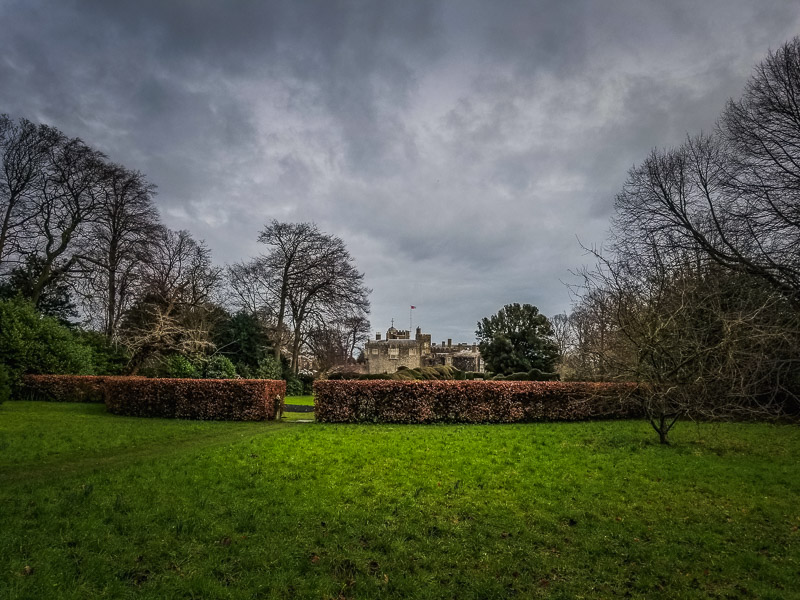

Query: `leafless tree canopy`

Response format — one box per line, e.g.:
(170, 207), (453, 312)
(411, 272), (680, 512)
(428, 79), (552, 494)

(0, 116), (46, 264)
(565, 38), (800, 442)
(306, 313), (371, 373)
(228, 220), (371, 373)
(120, 228), (222, 372)
(2, 116), (373, 375)
(74, 165), (160, 338)
(0, 122), (108, 306)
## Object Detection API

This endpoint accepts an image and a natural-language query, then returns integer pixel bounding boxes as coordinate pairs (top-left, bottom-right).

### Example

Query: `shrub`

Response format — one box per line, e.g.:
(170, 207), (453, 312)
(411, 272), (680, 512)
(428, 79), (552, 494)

(205, 355), (237, 379)
(326, 371), (363, 380)
(105, 378), (286, 421)
(493, 368), (560, 381)
(254, 356), (282, 380)
(0, 363), (10, 404)
(314, 380), (642, 424)
(297, 370), (316, 395)
(164, 354), (200, 379)
(75, 331), (130, 375)
(415, 365), (460, 380)
(0, 298), (95, 386)
(19, 374), (143, 403)
(285, 376), (304, 396)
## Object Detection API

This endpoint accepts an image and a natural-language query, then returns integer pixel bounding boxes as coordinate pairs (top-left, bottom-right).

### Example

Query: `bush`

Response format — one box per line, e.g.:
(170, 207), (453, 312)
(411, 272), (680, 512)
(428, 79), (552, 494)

(254, 356), (282, 380)
(493, 368), (560, 381)
(105, 378), (286, 421)
(325, 371), (363, 380)
(0, 298), (95, 386)
(205, 355), (237, 379)
(297, 370), (316, 395)
(164, 355), (200, 379)
(285, 376), (304, 396)
(0, 363), (10, 404)
(314, 380), (641, 424)
(75, 331), (130, 375)
(464, 372), (486, 380)
(19, 374), (143, 402)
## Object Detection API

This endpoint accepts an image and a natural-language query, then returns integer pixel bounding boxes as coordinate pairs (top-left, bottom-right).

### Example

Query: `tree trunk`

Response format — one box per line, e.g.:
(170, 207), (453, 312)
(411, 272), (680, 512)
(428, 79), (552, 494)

(658, 422), (670, 445)
(273, 273), (289, 362)
(291, 326), (303, 373)
(106, 267), (117, 339)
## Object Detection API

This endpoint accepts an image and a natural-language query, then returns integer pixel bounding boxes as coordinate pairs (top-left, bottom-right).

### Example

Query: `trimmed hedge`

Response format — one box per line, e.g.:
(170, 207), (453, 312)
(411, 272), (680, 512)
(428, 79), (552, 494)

(19, 374), (144, 403)
(104, 378), (286, 421)
(314, 380), (641, 423)
(327, 365), (466, 381)
(492, 368), (559, 381)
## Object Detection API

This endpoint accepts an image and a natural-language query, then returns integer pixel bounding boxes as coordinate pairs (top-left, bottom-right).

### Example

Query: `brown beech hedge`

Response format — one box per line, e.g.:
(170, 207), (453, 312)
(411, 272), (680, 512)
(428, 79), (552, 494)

(314, 380), (642, 423)
(20, 375), (144, 403)
(104, 378), (286, 421)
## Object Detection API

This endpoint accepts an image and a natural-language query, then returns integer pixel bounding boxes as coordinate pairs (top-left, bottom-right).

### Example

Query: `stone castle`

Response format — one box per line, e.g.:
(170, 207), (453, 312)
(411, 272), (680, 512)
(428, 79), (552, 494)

(364, 325), (483, 374)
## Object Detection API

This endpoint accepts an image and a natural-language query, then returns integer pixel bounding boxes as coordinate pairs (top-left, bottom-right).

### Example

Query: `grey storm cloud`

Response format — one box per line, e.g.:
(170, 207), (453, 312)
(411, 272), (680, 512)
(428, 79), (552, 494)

(1, 0), (799, 341)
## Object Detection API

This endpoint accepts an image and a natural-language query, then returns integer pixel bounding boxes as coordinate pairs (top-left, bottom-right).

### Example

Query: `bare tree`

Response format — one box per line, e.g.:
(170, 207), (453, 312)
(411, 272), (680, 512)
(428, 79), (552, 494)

(25, 128), (107, 307)
(578, 242), (799, 443)
(306, 311), (370, 372)
(339, 312), (371, 362)
(256, 221), (371, 372)
(120, 228), (222, 372)
(284, 236), (370, 372)
(74, 164), (160, 339)
(612, 38), (800, 308)
(227, 257), (272, 318)
(721, 38), (800, 299)
(560, 287), (625, 381)
(225, 256), (290, 354)
(257, 221), (319, 363)
(0, 116), (47, 265)
(550, 312), (573, 371)
(567, 39), (800, 441)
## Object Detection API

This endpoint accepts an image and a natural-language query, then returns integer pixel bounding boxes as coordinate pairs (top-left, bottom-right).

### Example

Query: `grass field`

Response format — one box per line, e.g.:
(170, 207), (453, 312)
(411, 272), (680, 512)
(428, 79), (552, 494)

(282, 395), (315, 422)
(284, 395), (315, 406)
(1, 401), (799, 599)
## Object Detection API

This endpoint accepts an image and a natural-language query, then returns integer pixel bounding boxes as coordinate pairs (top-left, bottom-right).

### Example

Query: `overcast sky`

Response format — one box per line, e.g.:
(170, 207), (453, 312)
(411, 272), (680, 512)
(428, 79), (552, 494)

(1, 1), (798, 342)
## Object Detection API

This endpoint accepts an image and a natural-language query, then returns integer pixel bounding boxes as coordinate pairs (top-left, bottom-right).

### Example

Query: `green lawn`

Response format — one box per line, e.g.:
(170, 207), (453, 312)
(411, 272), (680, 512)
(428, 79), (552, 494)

(284, 395), (314, 406)
(282, 395), (315, 422)
(1, 402), (798, 599)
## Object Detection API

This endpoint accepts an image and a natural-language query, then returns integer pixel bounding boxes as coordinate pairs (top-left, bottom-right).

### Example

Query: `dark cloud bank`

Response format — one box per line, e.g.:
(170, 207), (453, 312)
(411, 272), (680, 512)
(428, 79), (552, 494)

(1, 0), (798, 341)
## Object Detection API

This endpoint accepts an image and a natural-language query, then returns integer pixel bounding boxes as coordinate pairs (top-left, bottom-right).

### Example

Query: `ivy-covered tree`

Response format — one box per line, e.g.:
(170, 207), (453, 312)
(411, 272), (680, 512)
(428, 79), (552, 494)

(476, 303), (559, 377)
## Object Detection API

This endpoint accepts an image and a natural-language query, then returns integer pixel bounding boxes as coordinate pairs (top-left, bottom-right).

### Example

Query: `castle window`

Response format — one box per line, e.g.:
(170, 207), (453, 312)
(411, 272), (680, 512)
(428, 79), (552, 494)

(388, 347), (399, 359)
(371, 348), (378, 355)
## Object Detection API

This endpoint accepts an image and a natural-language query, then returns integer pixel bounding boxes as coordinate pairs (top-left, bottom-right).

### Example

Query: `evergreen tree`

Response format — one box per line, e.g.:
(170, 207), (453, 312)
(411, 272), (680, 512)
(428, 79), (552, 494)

(476, 303), (559, 376)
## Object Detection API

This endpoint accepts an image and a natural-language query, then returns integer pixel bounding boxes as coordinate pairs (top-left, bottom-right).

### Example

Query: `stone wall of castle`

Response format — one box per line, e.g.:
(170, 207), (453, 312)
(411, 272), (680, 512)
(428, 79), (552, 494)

(365, 340), (425, 374)
(365, 325), (481, 374)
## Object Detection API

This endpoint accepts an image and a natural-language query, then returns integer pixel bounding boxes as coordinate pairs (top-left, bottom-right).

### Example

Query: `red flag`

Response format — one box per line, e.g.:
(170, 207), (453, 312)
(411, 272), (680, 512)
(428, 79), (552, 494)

(410, 305), (416, 309)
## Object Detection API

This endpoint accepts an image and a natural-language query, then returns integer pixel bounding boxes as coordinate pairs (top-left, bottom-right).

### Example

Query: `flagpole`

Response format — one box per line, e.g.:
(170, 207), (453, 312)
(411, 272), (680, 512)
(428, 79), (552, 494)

(410, 305), (412, 331)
